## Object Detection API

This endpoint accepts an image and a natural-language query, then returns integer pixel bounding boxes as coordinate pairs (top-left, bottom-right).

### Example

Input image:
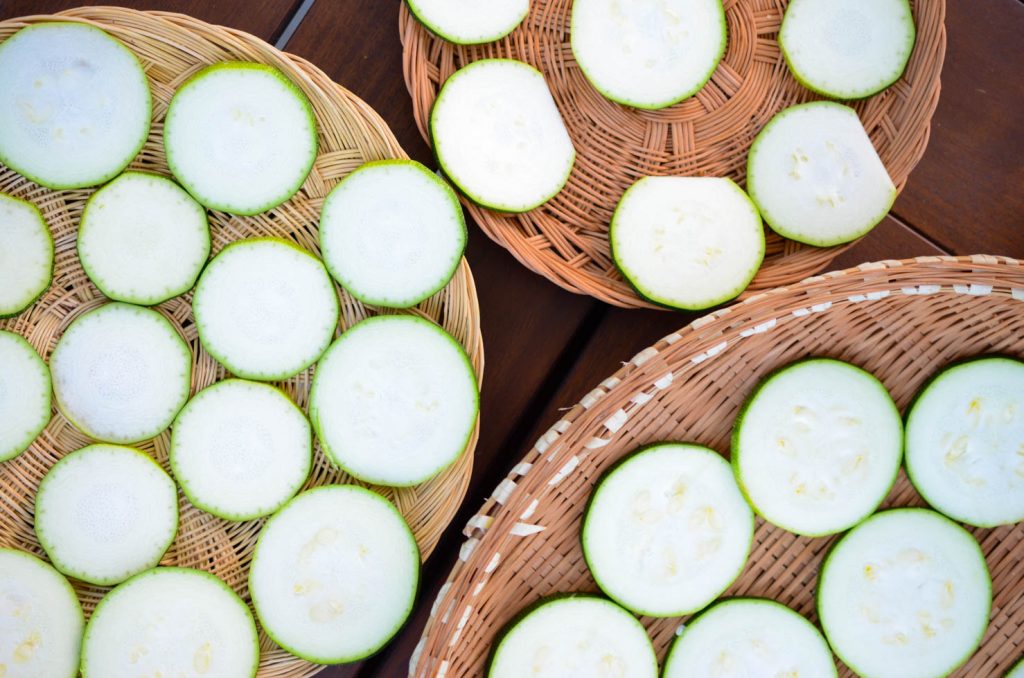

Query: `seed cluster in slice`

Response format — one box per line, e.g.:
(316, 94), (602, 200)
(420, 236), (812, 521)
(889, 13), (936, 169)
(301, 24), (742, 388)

(406, 0), (529, 44)
(0, 193), (53, 317)
(0, 330), (50, 462)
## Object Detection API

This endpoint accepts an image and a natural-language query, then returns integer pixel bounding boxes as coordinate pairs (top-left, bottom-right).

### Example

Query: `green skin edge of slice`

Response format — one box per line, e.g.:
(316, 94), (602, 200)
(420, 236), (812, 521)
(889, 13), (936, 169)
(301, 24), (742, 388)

(0, 193), (54, 319)
(1007, 656), (1024, 678)
(308, 314), (479, 488)
(248, 485), (421, 665)
(169, 379), (312, 522)
(580, 442), (755, 618)
(570, 1), (728, 110)
(779, 0), (916, 101)
(0, 22), (153, 191)
(405, 0), (529, 45)
(320, 158), (467, 309)
(486, 593), (657, 677)
(662, 597), (837, 678)
(81, 566), (259, 678)
(608, 177), (766, 311)
(815, 508), (992, 678)
(0, 330), (51, 462)
(745, 100), (898, 248)
(429, 58), (577, 214)
(904, 354), (1024, 529)
(34, 444), (179, 587)
(730, 357), (904, 538)
(192, 237), (340, 382)
(77, 171), (211, 306)
(164, 61), (318, 216)
(51, 303), (193, 445)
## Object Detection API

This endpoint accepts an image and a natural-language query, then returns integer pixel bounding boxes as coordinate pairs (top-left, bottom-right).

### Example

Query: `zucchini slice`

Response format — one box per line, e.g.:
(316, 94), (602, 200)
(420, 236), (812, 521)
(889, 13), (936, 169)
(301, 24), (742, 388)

(0, 330), (50, 462)
(406, 0), (529, 44)
(747, 101), (896, 247)
(249, 486), (419, 664)
(192, 238), (339, 381)
(488, 595), (658, 678)
(78, 171), (210, 305)
(0, 193), (53, 317)
(81, 567), (259, 678)
(610, 176), (764, 310)
(170, 379), (311, 521)
(431, 59), (575, 213)
(319, 160), (466, 308)
(49, 302), (192, 444)
(571, 0), (727, 109)
(732, 358), (903, 536)
(905, 356), (1024, 528)
(663, 598), (837, 677)
(781, 0), (916, 100)
(581, 443), (754, 617)
(309, 315), (478, 486)
(164, 62), (317, 215)
(818, 509), (991, 678)
(1008, 657), (1024, 678)
(0, 548), (83, 678)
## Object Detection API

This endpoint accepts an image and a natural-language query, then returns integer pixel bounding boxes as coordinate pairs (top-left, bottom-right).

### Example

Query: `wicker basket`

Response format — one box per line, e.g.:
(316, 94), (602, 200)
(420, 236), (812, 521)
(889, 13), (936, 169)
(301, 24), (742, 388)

(400, 0), (947, 309)
(412, 255), (1024, 677)
(0, 8), (483, 677)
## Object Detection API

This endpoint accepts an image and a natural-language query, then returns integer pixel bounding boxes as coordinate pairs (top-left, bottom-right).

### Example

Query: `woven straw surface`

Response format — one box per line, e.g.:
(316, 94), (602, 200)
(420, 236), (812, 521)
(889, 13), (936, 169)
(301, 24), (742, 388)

(413, 255), (1024, 677)
(400, 0), (947, 309)
(0, 8), (484, 677)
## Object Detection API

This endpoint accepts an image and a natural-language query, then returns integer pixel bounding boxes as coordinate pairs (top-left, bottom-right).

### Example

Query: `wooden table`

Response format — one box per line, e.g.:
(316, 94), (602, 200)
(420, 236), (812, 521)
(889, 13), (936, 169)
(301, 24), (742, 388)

(4, 1), (1022, 675)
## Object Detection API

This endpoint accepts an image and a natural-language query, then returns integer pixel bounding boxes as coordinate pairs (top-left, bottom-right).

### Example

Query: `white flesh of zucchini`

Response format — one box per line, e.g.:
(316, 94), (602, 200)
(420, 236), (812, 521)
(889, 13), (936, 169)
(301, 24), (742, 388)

(319, 160), (466, 308)
(733, 358), (903, 536)
(34, 444), (178, 586)
(0, 330), (50, 462)
(81, 567), (259, 678)
(582, 443), (754, 617)
(0, 194), (52, 317)
(49, 302), (192, 443)
(747, 101), (896, 246)
(571, 0), (727, 109)
(78, 171), (210, 305)
(192, 238), (339, 381)
(818, 509), (991, 678)
(171, 379), (311, 521)
(431, 59), (575, 212)
(905, 357), (1024, 528)
(610, 177), (764, 310)
(249, 486), (419, 664)
(406, 0), (529, 44)
(0, 23), (151, 189)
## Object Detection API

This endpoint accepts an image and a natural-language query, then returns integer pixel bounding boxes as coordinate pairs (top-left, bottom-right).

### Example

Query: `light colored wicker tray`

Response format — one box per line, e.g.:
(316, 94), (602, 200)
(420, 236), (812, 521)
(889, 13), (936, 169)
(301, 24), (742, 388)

(412, 255), (1024, 677)
(400, 0), (947, 309)
(0, 7), (483, 677)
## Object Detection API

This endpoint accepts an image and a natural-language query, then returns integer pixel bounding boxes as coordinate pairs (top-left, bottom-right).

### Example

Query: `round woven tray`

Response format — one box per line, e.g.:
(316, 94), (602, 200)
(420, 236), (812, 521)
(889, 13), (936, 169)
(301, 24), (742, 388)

(400, 0), (947, 309)
(412, 255), (1024, 677)
(0, 8), (483, 677)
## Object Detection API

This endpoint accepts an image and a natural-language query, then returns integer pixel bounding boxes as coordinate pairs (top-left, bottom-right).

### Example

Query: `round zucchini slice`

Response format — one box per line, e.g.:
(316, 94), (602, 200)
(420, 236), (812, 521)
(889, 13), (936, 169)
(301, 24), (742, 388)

(581, 443), (754, 617)
(0, 22), (151, 189)
(319, 160), (466, 308)
(905, 356), (1024, 528)
(192, 238), (339, 381)
(78, 171), (210, 305)
(0, 193), (53, 317)
(610, 176), (764, 310)
(81, 567), (259, 678)
(0, 330), (50, 462)
(170, 379), (311, 521)
(164, 62), (317, 215)
(431, 59), (575, 213)
(818, 508), (991, 678)
(732, 358), (902, 536)
(571, 0), (726, 109)
(663, 598), (837, 677)
(747, 101), (897, 247)
(1008, 657), (1024, 678)
(49, 302), (192, 444)
(406, 0), (529, 44)
(488, 595), (658, 678)
(249, 486), (420, 664)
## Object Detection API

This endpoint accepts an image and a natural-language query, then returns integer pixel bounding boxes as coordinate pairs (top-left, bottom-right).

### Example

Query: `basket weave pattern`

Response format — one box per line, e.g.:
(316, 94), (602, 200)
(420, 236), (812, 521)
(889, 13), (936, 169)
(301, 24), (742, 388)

(413, 255), (1024, 677)
(400, 0), (947, 308)
(0, 8), (484, 677)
